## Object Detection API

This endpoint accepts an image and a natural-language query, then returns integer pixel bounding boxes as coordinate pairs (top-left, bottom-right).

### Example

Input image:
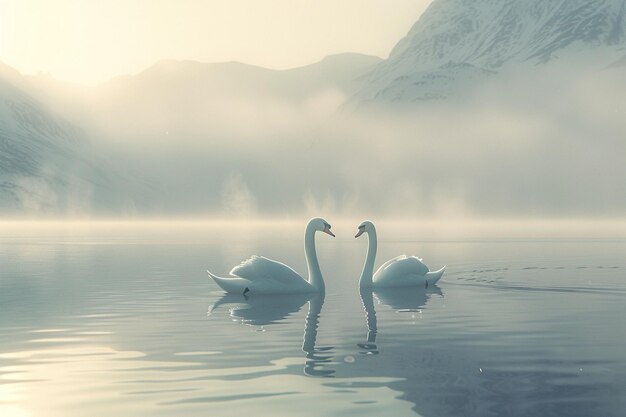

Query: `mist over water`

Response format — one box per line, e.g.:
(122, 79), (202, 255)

(2, 49), (625, 218)
(75, 65), (625, 219)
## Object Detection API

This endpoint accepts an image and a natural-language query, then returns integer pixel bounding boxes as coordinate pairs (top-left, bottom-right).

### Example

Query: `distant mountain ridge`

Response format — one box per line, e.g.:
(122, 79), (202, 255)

(353, 0), (626, 103)
(103, 53), (381, 98)
(90, 53), (381, 137)
(0, 54), (382, 214)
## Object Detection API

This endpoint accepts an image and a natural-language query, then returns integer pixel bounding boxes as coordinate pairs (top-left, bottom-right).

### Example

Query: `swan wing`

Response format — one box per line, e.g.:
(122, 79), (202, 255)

(374, 255), (430, 280)
(230, 256), (304, 284)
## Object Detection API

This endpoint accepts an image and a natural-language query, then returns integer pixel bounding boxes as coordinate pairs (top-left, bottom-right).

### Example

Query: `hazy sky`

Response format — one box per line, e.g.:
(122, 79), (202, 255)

(0, 0), (432, 84)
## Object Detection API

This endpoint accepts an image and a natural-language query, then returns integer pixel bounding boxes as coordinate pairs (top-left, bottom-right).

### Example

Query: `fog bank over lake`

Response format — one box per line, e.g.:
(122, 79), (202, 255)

(81, 66), (625, 219)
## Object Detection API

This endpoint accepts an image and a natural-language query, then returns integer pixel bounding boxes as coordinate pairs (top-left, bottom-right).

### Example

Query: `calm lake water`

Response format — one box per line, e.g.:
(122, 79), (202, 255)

(1, 220), (625, 417)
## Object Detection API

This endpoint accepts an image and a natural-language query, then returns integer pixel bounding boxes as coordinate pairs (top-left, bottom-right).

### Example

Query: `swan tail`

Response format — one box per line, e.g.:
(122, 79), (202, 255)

(207, 270), (250, 294)
(426, 266), (446, 286)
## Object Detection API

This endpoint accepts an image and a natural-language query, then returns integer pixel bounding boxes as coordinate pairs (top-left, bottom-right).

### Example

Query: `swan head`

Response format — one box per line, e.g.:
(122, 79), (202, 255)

(309, 217), (335, 237)
(355, 220), (375, 238)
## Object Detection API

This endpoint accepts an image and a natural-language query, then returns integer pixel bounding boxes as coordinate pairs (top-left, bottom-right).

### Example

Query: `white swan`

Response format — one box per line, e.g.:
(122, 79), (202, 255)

(207, 218), (335, 295)
(355, 220), (445, 288)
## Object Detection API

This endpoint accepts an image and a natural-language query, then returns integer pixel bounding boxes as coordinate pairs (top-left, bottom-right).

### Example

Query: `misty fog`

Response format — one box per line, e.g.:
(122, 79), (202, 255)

(76, 63), (625, 219)
(1, 55), (625, 219)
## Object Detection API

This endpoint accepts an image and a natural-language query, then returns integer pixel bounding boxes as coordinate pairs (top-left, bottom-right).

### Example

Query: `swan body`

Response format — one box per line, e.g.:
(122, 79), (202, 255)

(356, 220), (445, 288)
(207, 218), (334, 295)
(374, 255), (445, 288)
(208, 256), (314, 294)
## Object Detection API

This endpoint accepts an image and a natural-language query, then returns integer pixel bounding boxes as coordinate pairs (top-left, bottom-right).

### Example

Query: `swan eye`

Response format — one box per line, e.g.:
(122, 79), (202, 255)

(358, 225), (365, 230)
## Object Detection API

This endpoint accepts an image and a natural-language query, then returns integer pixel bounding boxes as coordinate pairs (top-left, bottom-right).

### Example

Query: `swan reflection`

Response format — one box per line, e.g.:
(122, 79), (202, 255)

(208, 292), (312, 326)
(208, 291), (334, 376)
(358, 285), (443, 355)
(358, 287), (379, 355)
(302, 292), (334, 377)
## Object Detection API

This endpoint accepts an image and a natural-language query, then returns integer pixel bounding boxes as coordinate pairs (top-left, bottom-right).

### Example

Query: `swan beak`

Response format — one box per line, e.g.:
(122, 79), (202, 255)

(323, 225), (336, 237)
(355, 228), (365, 238)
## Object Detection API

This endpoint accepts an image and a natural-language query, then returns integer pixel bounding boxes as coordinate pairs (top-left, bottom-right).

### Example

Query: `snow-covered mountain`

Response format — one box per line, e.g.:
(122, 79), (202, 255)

(3, 3), (625, 217)
(354, 0), (626, 103)
(0, 64), (124, 214)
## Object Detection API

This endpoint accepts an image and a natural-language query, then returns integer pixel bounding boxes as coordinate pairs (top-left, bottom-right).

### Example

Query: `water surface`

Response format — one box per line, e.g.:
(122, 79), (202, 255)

(1, 221), (625, 417)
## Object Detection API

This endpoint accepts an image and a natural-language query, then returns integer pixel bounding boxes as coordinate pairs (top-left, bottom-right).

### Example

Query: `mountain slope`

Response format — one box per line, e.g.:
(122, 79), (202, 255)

(0, 65), (121, 214)
(1, 55), (382, 214)
(100, 52), (381, 100)
(90, 53), (381, 137)
(354, 0), (626, 103)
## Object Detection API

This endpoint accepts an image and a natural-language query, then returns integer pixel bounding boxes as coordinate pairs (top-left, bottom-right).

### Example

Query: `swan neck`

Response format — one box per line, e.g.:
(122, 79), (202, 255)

(305, 223), (324, 291)
(359, 228), (377, 287)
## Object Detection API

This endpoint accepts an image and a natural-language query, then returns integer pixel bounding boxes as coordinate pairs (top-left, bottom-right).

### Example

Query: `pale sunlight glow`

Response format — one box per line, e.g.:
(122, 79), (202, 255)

(0, 345), (411, 417)
(0, 0), (432, 84)
(1, 218), (626, 241)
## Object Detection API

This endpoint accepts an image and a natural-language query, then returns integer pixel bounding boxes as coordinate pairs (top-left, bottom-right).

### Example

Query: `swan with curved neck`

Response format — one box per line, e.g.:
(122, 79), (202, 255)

(356, 220), (445, 288)
(207, 218), (334, 295)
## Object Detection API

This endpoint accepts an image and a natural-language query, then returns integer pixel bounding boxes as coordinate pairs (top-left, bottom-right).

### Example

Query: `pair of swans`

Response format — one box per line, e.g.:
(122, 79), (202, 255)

(207, 218), (445, 295)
